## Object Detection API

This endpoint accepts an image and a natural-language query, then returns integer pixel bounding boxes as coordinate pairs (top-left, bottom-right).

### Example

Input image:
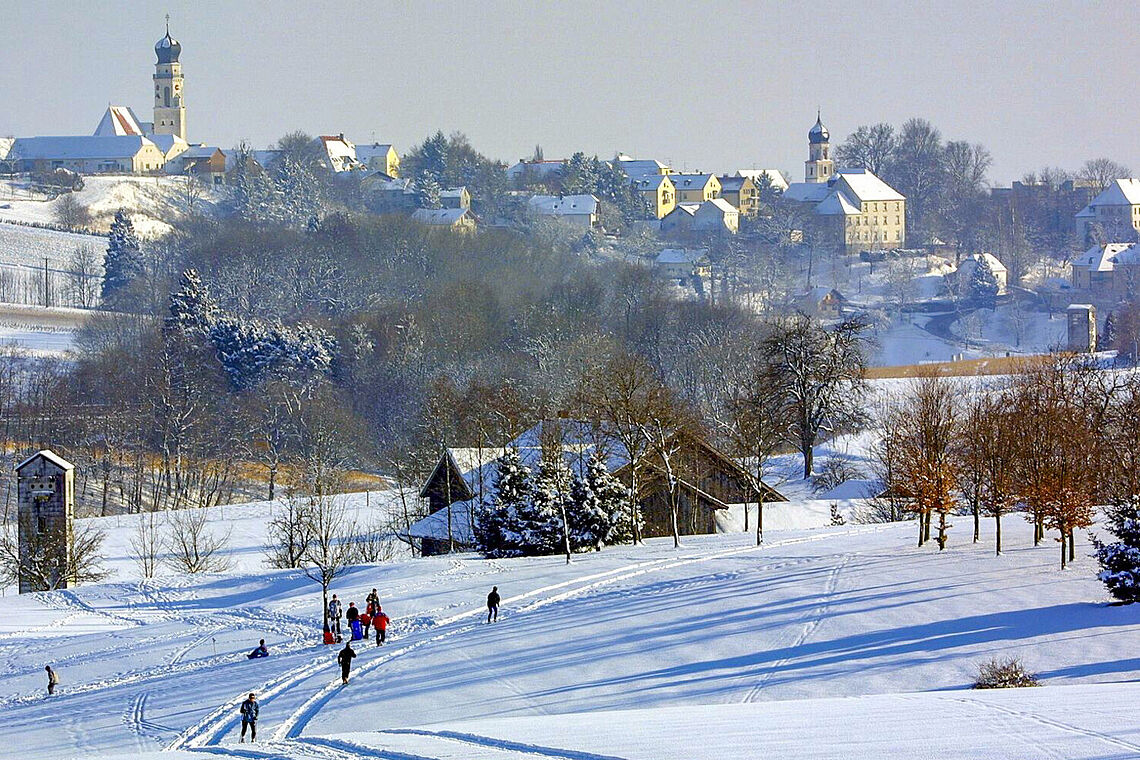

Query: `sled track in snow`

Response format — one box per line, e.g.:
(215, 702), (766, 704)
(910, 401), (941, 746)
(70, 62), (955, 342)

(741, 552), (853, 703)
(167, 525), (891, 751)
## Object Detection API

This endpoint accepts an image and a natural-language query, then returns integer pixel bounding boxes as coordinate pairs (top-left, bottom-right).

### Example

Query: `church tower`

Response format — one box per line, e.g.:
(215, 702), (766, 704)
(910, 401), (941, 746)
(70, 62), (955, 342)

(153, 18), (186, 140)
(804, 111), (834, 184)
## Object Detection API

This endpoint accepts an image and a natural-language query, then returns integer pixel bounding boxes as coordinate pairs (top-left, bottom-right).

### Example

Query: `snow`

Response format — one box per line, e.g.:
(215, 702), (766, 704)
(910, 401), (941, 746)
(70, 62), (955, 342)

(0, 222), (105, 270)
(2, 487), (1140, 760)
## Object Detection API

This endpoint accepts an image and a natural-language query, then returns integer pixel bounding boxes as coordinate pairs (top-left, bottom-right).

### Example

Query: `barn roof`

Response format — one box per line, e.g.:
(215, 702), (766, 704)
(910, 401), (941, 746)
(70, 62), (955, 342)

(17, 449), (74, 472)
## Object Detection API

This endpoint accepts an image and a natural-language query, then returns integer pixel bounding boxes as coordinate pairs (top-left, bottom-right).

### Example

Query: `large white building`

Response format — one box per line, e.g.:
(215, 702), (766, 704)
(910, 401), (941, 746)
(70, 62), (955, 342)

(1075, 179), (1140, 243)
(783, 114), (907, 254)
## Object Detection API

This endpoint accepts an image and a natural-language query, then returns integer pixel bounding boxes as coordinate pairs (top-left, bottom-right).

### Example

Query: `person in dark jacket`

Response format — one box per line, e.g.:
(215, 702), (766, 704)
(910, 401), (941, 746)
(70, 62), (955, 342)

(487, 586), (500, 623)
(328, 594), (343, 639)
(247, 639), (268, 659)
(239, 692), (258, 742)
(366, 588), (380, 613)
(45, 665), (58, 695)
(337, 642), (356, 684)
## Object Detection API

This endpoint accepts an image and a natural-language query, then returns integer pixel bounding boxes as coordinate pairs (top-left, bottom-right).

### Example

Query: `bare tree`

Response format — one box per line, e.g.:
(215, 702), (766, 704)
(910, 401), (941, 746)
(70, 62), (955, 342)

(1078, 158), (1131, 193)
(835, 123), (897, 176)
(53, 192), (90, 231)
(0, 518), (108, 591)
(128, 510), (163, 578)
(65, 245), (102, 309)
(265, 495), (314, 569)
(764, 314), (869, 479)
(299, 489), (357, 634)
(165, 508), (232, 573)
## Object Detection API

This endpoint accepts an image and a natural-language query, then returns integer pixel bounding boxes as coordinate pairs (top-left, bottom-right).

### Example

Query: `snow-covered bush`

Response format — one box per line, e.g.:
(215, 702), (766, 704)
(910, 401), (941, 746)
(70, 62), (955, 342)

(972, 657), (1040, 689)
(1094, 497), (1140, 604)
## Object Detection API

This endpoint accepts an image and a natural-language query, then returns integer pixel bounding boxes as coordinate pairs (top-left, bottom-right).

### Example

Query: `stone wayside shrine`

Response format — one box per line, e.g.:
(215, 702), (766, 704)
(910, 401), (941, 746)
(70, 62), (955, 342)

(16, 450), (76, 594)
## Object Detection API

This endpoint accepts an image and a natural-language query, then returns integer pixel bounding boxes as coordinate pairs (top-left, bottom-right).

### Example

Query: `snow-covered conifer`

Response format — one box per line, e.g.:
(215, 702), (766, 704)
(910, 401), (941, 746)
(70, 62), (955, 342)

(967, 257), (999, 309)
(527, 452), (573, 556)
(167, 268), (217, 334)
(102, 210), (144, 305)
(477, 448), (533, 558)
(1094, 497), (1140, 603)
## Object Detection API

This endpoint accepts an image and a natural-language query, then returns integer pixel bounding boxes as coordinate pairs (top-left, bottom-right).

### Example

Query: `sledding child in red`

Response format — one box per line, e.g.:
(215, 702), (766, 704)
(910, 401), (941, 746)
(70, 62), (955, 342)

(374, 606), (390, 646)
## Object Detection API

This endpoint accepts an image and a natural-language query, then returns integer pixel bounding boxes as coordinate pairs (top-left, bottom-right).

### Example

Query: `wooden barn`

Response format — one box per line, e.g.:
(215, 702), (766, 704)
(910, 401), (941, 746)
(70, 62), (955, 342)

(410, 422), (786, 554)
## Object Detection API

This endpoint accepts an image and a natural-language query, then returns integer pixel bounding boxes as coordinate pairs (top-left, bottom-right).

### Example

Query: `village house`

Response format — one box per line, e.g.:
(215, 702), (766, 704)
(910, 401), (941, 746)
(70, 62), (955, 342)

(795, 287), (847, 319)
(670, 173), (721, 204)
(616, 156), (672, 179)
(506, 158), (566, 186)
(952, 252), (1009, 295)
(1075, 179), (1140, 243)
(411, 207), (476, 232)
(354, 142), (399, 177)
(1070, 243), (1140, 295)
(654, 248), (710, 280)
(167, 145), (226, 184)
(660, 203), (699, 235)
(717, 174), (759, 217)
(527, 194), (600, 228)
(631, 174), (677, 219)
(314, 134), (359, 173)
(691, 198), (740, 234)
(733, 169), (789, 192)
(440, 186), (471, 209)
(409, 420), (787, 555)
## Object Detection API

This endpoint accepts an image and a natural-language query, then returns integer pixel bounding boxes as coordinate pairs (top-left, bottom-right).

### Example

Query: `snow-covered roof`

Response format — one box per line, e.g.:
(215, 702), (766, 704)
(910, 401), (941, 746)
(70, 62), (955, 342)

(93, 106), (145, 137)
(8, 135), (159, 160)
(733, 169), (789, 191)
(670, 173), (716, 190)
(699, 198), (738, 215)
(355, 142), (394, 161)
(528, 194), (599, 216)
(718, 176), (746, 193)
(440, 187), (468, 199)
(655, 248), (707, 265)
(316, 135), (358, 172)
(506, 160), (565, 180)
(251, 149), (283, 169)
(16, 449), (74, 472)
(148, 134), (189, 159)
(798, 286), (845, 304)
(814, 190), (861, 216)
(631, 174), (672, 191)
(411, 207), (472, 226)
(1088, 178), (1140, 207)
(180, 145), (223, 160)
(617, 159), (670, 179)
(668, 203), (700, 218)
(836, 168), (905, 202)
(783, 182), (832, 203)
(1073, 243), (1136, 272)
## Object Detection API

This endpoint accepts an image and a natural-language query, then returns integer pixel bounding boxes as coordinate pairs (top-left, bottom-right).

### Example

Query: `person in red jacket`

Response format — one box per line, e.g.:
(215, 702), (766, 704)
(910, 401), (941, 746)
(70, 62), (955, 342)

(374, 605), (390, 646)
(360, 610), (372, 638)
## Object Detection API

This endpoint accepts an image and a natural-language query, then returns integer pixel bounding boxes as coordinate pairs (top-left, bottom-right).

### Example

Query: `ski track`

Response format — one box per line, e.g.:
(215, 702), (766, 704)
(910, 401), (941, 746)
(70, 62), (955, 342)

(742, 552), (852, 703)
(379, 729), (631, 760)
(952, 695), (1140, 754)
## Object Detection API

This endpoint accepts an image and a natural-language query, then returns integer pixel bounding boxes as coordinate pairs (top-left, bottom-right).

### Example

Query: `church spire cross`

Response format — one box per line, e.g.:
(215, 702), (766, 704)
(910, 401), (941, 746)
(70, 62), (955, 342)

(165, 14), (170, 35)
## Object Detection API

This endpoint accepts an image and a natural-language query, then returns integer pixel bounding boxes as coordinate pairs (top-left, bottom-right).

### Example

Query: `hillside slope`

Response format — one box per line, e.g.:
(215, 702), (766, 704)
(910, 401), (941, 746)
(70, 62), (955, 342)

(1, 512), (1137, 759)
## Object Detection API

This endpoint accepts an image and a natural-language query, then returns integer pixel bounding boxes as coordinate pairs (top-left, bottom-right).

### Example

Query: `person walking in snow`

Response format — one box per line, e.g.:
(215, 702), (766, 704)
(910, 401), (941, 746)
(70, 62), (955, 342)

(374, 605), (390, 646)
(366, 588), (379, 613)
(45, 665), (58, 696)
(328, 594), (343, 639)
(360, 609), (372, 638)
(239, 692), (258, 743)
(337, 642), (356, 684)
(346, 602), (362, 641)
(487, 586), (500, 623)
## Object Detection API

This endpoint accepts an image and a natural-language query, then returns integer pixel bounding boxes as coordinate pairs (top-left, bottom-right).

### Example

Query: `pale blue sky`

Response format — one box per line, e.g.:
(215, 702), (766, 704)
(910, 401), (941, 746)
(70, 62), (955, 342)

(2, 1), (1136, 183)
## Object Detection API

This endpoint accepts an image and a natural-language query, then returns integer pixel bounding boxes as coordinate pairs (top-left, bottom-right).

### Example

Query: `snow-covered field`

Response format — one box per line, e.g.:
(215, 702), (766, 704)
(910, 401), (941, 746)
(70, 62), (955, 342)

(0, 176), (219, 238)
(2, 495), (1137, 760)
(0, 303), (109, 356)
(0, 222), (104, 271)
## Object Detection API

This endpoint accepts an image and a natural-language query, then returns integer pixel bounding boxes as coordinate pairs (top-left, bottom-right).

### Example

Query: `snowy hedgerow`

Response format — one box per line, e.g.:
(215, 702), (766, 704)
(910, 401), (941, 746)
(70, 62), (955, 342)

(1094, 497), (1140, 603)
(972, 656), (1040, 689)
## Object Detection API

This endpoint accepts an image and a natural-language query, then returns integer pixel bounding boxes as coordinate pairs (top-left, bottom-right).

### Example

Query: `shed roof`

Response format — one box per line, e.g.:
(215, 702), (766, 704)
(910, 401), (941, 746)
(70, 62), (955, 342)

(17, 449), (74, 472)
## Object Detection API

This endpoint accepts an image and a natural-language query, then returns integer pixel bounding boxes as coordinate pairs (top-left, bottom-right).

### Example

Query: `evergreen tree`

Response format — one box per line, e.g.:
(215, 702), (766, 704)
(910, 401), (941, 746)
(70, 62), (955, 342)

(1100, 311), (1116, 351)
(476, 448), (533, 558)
(967, 256), (1000, 309)
(567, 455), (633, 550)
(102, 210), (144, 306)
(1094, 497), (1140, 603)
(276, 155), (322, 226)
(414, 173), (442, 209)
(527, 452), (573, 557)
(166, 268), (217, 334)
